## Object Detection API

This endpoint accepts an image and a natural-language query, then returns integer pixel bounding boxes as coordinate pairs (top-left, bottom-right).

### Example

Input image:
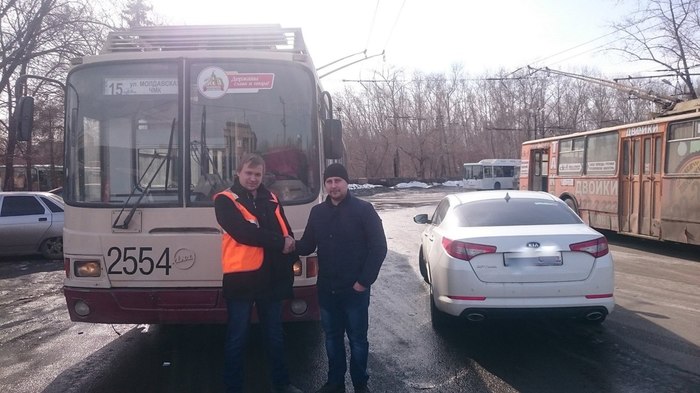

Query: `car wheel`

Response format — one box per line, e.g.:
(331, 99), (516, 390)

(494, 182), (501, 190)
(429, 286), (451, 330)
(418, 248), (429, 284)
(40, 237), (63, 260)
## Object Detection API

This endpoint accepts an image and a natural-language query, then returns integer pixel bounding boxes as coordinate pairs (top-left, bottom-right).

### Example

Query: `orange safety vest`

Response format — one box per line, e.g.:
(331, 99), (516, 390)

(215, 190), (289, 273)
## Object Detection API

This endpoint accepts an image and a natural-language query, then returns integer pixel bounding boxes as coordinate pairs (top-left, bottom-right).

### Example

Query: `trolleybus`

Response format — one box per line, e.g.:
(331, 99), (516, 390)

(462, 159), (521, 190)
(520, 100), (700, 245)
(17, 25), (343, 323)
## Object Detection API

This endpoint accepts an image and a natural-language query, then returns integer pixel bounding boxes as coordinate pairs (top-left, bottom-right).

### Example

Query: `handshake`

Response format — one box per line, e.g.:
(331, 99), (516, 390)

(283, 236), (296, 254)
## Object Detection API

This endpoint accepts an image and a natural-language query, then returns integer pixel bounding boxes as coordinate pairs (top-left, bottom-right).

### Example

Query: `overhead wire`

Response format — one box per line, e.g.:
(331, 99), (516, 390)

(365, 0), (381, 49)
(518, 1), (690, 76)
(382, 0), (406, 51)
(546, 21), (667, 69)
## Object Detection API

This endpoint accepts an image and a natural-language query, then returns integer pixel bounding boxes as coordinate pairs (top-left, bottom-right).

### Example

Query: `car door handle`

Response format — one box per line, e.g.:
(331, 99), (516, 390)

(38, 217), (47, 222)
(428, 236), (434, 242)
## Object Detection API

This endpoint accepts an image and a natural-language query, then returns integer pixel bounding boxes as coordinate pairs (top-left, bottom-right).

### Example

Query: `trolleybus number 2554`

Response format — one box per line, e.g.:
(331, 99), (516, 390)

(107, 246), (173, 275)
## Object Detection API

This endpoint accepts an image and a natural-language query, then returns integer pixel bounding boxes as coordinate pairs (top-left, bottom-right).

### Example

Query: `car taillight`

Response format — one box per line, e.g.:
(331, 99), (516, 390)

(442, 238), (497, 261)
(569, 237), (609, 258)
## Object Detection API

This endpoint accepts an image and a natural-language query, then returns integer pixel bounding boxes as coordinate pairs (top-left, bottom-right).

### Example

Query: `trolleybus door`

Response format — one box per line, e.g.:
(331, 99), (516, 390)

(640, 135), (662, 237)
(622, 135), (661, 236)
(529, 149), (549, 192)
(620, 138), (638, 233)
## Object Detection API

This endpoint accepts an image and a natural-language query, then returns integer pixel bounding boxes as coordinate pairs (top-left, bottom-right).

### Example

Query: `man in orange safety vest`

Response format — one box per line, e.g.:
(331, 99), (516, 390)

(214, 153), (302, 393)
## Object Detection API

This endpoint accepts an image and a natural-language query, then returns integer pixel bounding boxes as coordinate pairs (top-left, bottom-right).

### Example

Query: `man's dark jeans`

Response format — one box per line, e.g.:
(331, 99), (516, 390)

(224, 298), (289, 393)
(319, 288), (371, 387)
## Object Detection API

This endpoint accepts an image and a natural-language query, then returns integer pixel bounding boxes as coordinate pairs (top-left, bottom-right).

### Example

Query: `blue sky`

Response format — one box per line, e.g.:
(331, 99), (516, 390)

(149, 0), (648, 89)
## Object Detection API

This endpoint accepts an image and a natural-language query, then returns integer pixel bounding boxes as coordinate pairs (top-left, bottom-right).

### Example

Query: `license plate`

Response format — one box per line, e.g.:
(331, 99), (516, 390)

(504, 253), (563, 267)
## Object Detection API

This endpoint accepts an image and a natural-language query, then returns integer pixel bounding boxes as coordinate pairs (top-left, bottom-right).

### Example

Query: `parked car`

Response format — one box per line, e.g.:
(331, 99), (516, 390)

(0, 191), (64, 259)
(414, 190), (614, 328)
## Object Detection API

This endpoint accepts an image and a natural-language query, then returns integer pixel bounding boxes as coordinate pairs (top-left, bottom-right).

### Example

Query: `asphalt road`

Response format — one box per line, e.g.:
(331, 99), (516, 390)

(0, 187), (698, 393)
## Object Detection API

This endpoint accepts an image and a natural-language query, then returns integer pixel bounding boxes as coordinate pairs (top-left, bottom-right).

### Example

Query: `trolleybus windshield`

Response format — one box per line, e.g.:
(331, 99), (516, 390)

(65, 60), (319, 207)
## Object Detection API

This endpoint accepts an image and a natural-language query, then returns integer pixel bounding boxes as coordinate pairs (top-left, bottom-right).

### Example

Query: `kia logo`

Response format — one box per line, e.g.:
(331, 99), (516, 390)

(526, 242), (541, 248)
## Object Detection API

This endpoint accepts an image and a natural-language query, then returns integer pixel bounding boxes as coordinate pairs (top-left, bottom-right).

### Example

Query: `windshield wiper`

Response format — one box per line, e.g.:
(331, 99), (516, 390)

(112, 118), (177, 229)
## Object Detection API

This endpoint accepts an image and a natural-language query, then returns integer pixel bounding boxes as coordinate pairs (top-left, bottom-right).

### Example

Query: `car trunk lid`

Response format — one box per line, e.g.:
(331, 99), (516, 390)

(452, 225), (601, 283)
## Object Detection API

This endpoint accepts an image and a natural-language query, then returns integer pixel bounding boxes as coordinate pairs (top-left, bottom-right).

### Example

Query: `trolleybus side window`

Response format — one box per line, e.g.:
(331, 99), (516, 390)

(585, 132), (618, 175)
(666, 120), (700, 174)
(633, 139), (641, 175)
(622, 140), (630, 175)
(558, 137), (584, 175)
(655, 137), (662, 173)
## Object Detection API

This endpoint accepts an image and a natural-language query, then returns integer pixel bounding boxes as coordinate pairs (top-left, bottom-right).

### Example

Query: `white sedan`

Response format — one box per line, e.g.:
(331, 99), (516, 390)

(414, 190), (614, 328)
(0, 191), (64, 259)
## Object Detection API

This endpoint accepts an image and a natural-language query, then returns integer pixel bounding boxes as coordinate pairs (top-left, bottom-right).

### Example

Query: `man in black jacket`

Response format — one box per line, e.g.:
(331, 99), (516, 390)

(296, 163), (387, 393)
(214, 154), (302, 393)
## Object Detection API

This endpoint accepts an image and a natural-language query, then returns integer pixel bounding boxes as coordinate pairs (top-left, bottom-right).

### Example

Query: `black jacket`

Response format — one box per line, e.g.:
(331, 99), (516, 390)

(214, 179), (294, 300)
(296, 192), (387, 294)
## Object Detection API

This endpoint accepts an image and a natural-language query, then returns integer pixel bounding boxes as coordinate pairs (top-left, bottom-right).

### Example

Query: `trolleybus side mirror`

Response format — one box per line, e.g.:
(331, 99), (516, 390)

(323, 118), (343, 159)
(16, 96), (35, 142)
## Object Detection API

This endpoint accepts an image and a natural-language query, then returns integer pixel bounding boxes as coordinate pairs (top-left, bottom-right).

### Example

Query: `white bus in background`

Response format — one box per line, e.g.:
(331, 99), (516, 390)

(462, 159), (521, 190)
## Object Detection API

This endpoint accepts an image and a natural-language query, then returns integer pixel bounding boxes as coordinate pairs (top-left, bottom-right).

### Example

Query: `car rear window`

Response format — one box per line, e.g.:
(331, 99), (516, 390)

(453, 198), (583, 227)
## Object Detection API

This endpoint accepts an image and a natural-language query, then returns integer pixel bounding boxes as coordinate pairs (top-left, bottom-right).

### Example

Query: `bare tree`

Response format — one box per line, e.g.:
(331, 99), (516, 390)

(611, 0), (699, 99)
(1, 0), (111, 190)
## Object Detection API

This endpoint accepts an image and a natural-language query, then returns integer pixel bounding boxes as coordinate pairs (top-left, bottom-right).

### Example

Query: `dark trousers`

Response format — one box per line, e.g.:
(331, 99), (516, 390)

(224, 298), (289, 393)
(319, 288), (371, 387)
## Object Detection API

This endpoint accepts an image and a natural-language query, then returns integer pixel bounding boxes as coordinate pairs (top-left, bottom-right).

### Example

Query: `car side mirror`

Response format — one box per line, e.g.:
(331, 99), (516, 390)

(16, 96), (34, 142)
(322, 119), (343, 159)
(413, 214), (430, 224)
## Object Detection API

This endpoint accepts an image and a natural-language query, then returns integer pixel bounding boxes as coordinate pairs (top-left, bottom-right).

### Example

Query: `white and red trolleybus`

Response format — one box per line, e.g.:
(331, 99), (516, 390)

(520, 100), (700, 246)
(21, 25), (344, 323)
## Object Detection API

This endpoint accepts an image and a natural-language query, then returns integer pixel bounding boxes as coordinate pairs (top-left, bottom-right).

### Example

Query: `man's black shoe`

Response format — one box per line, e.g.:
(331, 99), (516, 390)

(314, 382), (345, 393)
(354, 385), (370, 393)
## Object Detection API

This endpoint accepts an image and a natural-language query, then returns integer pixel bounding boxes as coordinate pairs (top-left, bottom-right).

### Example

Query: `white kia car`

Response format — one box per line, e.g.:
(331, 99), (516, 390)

(414, 190), (614, 327)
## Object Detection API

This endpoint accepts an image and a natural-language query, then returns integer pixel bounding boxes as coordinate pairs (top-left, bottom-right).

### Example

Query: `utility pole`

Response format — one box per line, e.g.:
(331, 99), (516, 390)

(392, 113), (400, 178)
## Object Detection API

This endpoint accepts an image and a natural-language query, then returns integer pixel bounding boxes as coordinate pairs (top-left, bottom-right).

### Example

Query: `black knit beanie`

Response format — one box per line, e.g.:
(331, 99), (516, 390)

(324, 163), (349, 183)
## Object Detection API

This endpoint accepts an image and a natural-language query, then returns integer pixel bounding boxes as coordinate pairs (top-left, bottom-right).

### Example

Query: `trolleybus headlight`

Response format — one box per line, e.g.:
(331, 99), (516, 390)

(290, 299), (308, 315)
(292, 260), (303, 276)
(74, 260), (102, 277)
(74, 300), (91, 317)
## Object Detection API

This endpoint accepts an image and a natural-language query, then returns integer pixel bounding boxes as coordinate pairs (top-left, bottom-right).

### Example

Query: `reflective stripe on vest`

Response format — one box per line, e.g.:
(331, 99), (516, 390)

(215, 190), (289, 273)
